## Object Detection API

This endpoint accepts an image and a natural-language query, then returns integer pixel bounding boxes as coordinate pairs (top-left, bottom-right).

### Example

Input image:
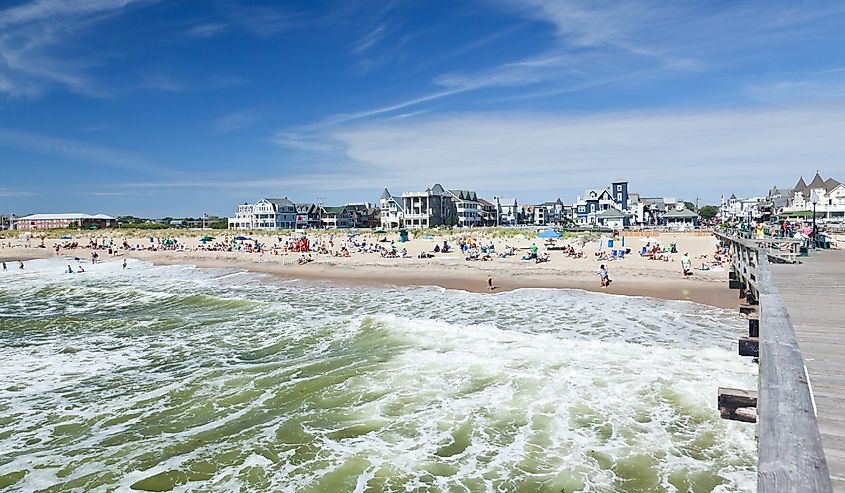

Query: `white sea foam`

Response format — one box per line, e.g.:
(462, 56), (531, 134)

(0, 258), (756, 492)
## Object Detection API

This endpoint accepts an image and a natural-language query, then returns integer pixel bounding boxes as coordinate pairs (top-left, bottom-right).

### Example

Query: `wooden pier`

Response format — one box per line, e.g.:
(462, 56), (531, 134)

(714, 230), (837, 492)
(771, 250), (845, 491)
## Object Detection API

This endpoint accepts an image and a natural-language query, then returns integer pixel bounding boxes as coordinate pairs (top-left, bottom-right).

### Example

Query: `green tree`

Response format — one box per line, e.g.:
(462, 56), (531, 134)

(683, 201), (696, 211)
(699, 205), (718, 220)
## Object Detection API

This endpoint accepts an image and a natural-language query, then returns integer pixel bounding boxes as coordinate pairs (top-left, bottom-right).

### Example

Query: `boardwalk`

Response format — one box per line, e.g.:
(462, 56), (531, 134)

(771, 250), (845, 491)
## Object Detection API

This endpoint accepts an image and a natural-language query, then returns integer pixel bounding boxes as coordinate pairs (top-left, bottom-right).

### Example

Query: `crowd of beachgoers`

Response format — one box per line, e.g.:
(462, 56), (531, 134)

(2, 222), (838, 306)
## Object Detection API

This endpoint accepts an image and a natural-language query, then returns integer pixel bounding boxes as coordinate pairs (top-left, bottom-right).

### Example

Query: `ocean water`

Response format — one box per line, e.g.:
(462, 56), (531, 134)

(0, 258), (757, 492)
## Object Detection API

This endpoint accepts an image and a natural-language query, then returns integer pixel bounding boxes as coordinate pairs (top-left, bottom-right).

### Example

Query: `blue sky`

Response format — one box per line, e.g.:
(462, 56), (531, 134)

(1, 0), (845, 217)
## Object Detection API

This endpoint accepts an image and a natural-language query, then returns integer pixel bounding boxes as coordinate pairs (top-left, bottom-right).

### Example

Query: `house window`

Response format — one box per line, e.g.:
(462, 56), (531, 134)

(617, 193), (622, 201)
(617, 185), (622, 191)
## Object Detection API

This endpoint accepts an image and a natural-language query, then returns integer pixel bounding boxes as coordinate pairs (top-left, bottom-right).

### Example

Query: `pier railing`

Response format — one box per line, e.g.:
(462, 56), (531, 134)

(755, 253), (831, 492)
(715, 232), (832, 492)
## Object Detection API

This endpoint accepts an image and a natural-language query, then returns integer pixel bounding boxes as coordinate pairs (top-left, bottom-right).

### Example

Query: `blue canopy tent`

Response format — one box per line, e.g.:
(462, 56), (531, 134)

(233, 236), (252, 241)
(538, 229), (561, 239)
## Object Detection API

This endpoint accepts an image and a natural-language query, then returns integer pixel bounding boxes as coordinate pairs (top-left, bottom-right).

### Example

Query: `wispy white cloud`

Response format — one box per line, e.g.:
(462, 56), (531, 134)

(0, 0), (160, 97)
(322, 104), (845, 199)
(212, 108), (260, 133)
(186, 21), (228, 38)
(0, 127), (175, 176)
(352, 23), (389, 55)
(0, 188), (34, 197)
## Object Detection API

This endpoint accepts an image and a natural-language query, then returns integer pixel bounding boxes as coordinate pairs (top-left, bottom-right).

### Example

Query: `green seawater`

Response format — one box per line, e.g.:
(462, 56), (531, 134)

(0, 259), (757, 492)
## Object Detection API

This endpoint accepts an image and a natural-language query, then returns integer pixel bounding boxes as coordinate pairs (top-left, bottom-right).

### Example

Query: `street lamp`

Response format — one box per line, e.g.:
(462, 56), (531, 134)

(810, 191), (819, 249)
(494, 196), (500, 227)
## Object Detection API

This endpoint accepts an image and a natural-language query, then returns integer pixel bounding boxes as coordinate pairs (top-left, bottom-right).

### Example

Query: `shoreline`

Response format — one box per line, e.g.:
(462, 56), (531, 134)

(134, 254), (739, 309)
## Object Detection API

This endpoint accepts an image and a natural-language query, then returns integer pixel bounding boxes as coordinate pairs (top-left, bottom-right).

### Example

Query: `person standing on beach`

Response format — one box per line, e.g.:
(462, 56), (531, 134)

(2, 261), (6, 271)
(599, 264), (611, 287)
(681, 253), (692, 276)
(487, 275), (495, 291)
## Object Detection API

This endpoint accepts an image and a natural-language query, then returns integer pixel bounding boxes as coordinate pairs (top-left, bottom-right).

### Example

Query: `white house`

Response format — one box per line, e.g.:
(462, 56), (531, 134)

(496, 197), (519, 226)
(228, 203), (254, 229)
(379, 188), (404, 229)
(782, 173), (844, 221)
(228, 198), (296, 230)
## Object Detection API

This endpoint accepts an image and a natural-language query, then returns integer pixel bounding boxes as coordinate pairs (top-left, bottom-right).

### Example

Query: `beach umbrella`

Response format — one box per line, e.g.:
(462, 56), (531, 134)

(234, 236), (251, 241)
(347, 233), (358, 238)
(201, 235), (215, 242)
(60, 235), (72, 240)
(538, 229), (561, 239)
(374, 229), (386, 234)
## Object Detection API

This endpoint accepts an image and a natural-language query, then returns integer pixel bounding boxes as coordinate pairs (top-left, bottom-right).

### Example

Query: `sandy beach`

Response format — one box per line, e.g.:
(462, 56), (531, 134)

(0, 230), (740, 308)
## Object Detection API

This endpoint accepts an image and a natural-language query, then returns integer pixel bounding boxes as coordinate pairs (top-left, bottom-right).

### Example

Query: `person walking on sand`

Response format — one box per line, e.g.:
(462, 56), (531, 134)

(599, 264), (611, 287)
(681, 253), (692, 277)
(18, 260), (24, 270)
(487, 275), (496, 291)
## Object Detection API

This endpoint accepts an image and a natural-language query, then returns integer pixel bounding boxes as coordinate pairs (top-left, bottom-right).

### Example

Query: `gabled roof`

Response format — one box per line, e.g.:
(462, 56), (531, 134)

(808, 172), (826, 190)
(729, 193), (737, 200)
(264, 198), (294, 206)
(596, 208), (629, 219)
(449, 189), (478, 201)
(431, 183), (446, 194)
(824, 177), (841, 192)
(380, 188), (392, 200)
(478, 198), (494, 207)
(321, 206), (346, 214)
(793, 176), (807, 192)
(663, 209), (699, 218)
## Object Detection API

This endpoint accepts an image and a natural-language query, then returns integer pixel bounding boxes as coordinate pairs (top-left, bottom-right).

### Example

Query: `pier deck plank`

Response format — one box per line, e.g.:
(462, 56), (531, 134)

(771, 250), (845, 492)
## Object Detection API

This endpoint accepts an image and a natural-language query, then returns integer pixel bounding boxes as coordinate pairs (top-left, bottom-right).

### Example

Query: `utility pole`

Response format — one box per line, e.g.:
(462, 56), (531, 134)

(695, 195), (699, 212)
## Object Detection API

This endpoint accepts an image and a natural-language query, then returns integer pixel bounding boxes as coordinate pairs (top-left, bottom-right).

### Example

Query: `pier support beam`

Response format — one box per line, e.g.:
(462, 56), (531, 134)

(739, 304), (758, 315)
(739, 336), (759, 357)
(748, 315), (759, 338)
(718, 387), (757, 423)
(729, 279), (743, 289)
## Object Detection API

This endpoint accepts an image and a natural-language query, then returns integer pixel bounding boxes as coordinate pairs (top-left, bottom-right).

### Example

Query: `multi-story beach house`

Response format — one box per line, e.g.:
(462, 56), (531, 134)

(379, 188), (405, 229)
(448, 189), (481, 227)
(319, 206), (353, 229)
(294, 203), (322, 229)
(252, 198), (296, 230)
(229, 203), (255, 229)
(478, 199), (497, 226)
(343, 203), (379, 229)
(496, 197), (519, 226)
(574, 181), (630, 226)
(402, 184), (458, 229)
(229, 198), (295, 230)
(783, 173), (844, 221)
(537, 199), (565, 225)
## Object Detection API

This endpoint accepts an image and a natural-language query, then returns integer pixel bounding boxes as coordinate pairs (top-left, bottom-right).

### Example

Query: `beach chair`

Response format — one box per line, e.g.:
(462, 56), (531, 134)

(618, 250), (625, 259)
(610, 250), (618, 260)
(640, 246), (647, 256)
